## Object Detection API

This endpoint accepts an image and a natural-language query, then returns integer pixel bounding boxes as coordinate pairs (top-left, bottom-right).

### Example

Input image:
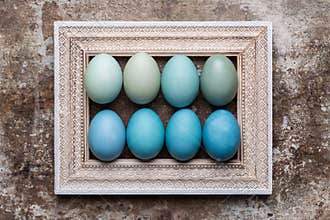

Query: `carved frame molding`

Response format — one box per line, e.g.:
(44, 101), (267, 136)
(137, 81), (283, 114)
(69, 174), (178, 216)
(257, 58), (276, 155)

(54, 21), (272, 194)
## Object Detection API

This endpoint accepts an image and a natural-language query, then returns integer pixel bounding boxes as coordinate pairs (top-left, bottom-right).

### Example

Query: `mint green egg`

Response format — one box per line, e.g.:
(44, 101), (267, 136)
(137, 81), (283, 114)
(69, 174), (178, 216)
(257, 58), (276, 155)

(124, 53), (160, 105)
(85, 54), (122, 104)
(201, 55), (238, 106)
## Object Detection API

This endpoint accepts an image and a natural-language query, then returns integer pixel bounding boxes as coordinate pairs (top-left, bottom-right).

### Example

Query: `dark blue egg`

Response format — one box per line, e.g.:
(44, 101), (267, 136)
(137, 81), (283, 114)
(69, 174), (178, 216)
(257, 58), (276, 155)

(166, 109), (202, 161)
(127, 108), (164, 160)
(203, 110), (240, 161)
(88, 110), (125, 161)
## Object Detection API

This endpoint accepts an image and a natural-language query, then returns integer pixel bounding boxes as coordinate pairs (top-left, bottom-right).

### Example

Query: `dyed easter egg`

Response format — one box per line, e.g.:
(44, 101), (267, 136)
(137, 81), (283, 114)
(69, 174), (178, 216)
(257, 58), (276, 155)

(166, 109), (202, 161)
(124, 53), (160, 104)
(201, 55), (238, 106)
(127, 108), (164, 160)
(85, 54), (122, 104)
(203, 110), (240, 161)
(161, 55), (199, 108)
(88, 110), (125, 161)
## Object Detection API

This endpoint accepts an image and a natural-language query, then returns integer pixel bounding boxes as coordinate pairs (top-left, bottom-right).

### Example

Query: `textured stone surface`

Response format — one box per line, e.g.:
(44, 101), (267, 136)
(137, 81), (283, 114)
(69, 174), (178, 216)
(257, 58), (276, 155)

(0, 0), (329, 219)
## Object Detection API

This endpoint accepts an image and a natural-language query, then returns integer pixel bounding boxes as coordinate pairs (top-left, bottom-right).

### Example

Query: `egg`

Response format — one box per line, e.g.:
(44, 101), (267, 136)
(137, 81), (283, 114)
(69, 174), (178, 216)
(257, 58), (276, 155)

(161, 55), (199, 108)
(203, 110), (240, 161)
(124, 52), (160, 104)
(200, 55), (238, 106)
(85, 54), (122, 104)
(88, 110), (125, 161)
(127, 108), (164, 160)
(166, 109), (202, 161)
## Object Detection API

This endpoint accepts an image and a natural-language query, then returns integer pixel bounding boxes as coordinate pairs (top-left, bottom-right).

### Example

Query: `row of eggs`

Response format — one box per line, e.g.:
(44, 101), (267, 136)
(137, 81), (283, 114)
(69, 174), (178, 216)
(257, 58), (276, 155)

(88, 108), (240, 162)
(85, 53), (238, 107)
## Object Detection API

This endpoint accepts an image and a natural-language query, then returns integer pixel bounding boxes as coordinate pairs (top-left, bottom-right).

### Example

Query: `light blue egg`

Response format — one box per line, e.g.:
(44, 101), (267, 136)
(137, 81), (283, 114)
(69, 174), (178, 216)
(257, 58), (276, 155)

(166, 109), (202, 161)
(127, 108), (164, 160)
(85, 54), (122, 104)
(161, 55), (199, 108)
(88, 110), (125, 161)
(203, 110), (240, 161)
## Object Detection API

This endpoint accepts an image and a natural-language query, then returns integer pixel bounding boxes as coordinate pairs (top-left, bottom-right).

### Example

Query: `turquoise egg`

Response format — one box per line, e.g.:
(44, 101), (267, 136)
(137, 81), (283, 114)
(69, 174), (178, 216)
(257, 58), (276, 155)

(88, 110), (125, 161)
(85, 54), (122, 104)
(201, 55), (238, 106)
(161, 55), (199, 108)
(124, 53), (160, 104)
(127, 108), (164, 160)
(166, 109), (202, 161)
(203, 110), (240, 161)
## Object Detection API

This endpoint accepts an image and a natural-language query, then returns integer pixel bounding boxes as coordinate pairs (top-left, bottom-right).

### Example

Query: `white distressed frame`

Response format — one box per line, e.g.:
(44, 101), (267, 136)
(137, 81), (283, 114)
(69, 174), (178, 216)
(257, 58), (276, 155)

(54, 21), (272, 195)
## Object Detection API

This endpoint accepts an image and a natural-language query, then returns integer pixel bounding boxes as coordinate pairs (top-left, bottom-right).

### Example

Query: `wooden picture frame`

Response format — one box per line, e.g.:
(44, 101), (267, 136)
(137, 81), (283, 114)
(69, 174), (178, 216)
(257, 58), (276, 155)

(54, 21), (272, 194)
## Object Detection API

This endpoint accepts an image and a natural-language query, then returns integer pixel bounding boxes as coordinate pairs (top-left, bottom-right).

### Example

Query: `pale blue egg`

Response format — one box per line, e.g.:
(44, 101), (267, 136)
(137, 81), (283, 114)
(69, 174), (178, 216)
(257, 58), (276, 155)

(203, 110), (240, 161)
(127, 108), (164, 160)
(161, 55), (199, 108)
(88, 110), (125, 161)
(85, 54), (122, 104)
(166, 109), (202, 161)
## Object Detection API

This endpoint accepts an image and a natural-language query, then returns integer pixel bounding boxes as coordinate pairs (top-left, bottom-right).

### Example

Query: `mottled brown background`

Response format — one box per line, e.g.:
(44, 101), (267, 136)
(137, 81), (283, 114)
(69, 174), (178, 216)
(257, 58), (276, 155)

(0, 0), (329, 219)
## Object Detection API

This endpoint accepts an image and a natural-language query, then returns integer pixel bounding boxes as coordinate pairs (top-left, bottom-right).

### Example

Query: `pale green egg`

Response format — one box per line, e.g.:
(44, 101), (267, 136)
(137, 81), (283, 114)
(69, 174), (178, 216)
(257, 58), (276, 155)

(123, 53), (161, 105)
(85, 54), (122, 104)
(201, 55), (238, 106)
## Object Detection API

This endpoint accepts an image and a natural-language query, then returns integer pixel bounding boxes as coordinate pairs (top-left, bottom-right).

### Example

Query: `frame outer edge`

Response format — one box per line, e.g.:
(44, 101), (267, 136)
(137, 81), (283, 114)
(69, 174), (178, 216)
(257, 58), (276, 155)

(267, 22), (273, 194)
(50, 21), (273, 28)
(54, 189), (273, 195)
(54, 21), (60, 194)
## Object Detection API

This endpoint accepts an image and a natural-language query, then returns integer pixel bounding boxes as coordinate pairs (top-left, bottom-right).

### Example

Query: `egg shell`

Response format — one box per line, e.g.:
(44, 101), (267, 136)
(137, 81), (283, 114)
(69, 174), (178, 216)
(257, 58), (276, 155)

(200, 55), (238, 106)
(85, 54), (122, 104)
(88, 110), (125, 161)
(127, 108), (164, 160)
(161, 55), (199, 108)
(166, 109), (202, 161)
(124, 53), (160, 104)
(203, 110), (240, 161)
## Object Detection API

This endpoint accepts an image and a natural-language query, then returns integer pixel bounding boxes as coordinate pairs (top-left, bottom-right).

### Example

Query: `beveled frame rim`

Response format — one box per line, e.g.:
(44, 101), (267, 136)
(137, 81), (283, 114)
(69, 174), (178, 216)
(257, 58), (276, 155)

(83, 53), (243, 165)
(54, 21), (272, 195)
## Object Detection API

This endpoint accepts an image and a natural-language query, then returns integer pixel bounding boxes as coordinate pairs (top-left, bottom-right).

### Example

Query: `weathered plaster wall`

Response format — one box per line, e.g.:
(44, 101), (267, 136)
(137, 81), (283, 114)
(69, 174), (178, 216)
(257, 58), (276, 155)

(0, 0), (329, 219)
